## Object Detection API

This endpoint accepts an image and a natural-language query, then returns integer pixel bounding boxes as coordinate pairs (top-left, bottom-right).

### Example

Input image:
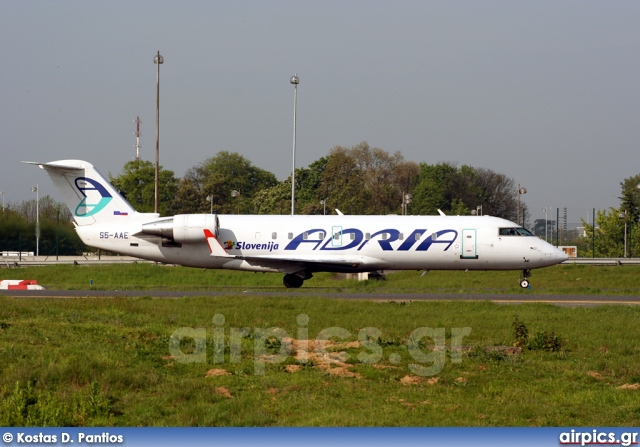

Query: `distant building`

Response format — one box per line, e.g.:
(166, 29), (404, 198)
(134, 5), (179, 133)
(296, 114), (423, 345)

(575, 226), (598, 238)
(559, 246), (577, 258)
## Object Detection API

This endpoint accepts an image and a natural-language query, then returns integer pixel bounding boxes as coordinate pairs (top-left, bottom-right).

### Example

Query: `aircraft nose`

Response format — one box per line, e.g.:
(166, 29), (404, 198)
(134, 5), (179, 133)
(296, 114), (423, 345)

(549, 245), (569, 263)
(533, 242), (568, 267)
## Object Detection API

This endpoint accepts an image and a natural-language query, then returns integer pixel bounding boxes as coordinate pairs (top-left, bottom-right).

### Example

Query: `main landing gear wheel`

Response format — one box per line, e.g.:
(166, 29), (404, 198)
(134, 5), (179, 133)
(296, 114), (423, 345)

(519, 269), (532, 289)
(283, 274), (304, 288)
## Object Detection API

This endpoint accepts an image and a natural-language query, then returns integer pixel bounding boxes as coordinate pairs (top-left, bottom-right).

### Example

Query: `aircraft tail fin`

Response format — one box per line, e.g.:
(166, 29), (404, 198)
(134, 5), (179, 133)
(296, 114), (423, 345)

(25, 160), (142, 226)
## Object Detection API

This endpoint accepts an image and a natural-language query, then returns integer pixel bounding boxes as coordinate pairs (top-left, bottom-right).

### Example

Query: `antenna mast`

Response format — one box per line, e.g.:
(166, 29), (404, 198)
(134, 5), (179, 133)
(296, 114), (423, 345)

(134, 116), (142, 160)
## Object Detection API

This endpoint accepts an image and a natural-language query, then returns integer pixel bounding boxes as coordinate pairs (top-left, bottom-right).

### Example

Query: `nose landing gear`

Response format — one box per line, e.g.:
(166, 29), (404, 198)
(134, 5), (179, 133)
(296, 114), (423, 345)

(519, 269), (531, 289)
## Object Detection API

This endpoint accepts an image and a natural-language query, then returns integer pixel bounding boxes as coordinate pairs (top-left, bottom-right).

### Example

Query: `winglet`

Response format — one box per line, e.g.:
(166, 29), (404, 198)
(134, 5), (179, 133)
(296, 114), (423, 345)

(203, 229), (229, 257)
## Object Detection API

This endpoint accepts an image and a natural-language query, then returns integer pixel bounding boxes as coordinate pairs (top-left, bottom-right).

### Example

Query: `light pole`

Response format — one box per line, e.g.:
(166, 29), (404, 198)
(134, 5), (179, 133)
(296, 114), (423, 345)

(232, 190), (240, 214)
(320, 199), (327, 215)
(153, 51), (164, 214)
(402, 193), (412, 216)
(619, 210), (628, 258)
(543, 207), (548, 242)
(591, 208), (596, 258)
(517, 184), (527, 226)
(207, 195), (213, 214)
(633, 184), (640, 257)
(32, 185), (39, 257)
(0, 190), (4, 212)
(550, 206), (556, 245)
(592, 207), (596, 258)
(556, 207), (560, 247)
(290, 73), (299, 215)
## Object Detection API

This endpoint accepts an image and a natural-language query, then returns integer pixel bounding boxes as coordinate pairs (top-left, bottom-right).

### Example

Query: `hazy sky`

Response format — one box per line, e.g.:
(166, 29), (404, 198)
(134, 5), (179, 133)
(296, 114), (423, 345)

(2, 1), (639, 225)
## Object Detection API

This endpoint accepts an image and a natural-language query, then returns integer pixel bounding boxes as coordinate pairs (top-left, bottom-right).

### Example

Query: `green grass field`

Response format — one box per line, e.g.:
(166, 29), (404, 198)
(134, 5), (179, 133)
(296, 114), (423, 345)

(3, 262), (640, 294)
(1, 264), (639, 426)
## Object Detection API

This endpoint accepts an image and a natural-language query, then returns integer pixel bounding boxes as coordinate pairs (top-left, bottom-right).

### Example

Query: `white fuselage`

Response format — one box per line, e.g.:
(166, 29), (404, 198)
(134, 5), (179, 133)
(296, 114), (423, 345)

(32, 159), (568, 288)
(76, 214), (567, 274)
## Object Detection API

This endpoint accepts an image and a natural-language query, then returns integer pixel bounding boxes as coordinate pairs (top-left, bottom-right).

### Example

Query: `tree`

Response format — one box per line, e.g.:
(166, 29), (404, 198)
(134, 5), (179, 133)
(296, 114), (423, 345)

(474, 168), (519, 221)
(411, 162), (522, 221)
(251, 157), (330, 215)
(578, 174), (640, 258)
(170, 177), (204, 215)
(296, 157), (329, 214)
(619, 174), (640, 223)
(532, 218), (555, 241)
(12, 195), (71, 222)
(411, 162), (461, 215)
(251, 180), (292, 215)
(318, 146), (368, 214)
(350, 142), (409, 214)
(109, 160), (178, 216)
(581, 208), (627, 257)
(316, 143), (418, 215)
(0, 200), (86, 255)
(174, 152), (278, 214)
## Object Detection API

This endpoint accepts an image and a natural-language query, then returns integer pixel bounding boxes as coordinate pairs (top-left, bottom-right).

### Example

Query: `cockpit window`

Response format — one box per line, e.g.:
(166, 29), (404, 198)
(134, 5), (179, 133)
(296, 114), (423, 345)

(499, 227), (534, 236)
(516, 227), (534, 236)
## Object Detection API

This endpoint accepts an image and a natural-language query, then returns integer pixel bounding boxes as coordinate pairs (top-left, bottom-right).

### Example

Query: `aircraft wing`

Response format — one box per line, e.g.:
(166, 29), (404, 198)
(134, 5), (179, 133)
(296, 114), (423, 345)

(235, 255), (359, 274)
(204, 230), (388, 274)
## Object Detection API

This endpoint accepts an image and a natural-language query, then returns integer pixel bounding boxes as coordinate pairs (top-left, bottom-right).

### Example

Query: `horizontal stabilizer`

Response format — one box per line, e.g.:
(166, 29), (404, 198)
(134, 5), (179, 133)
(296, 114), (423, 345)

(23, 161), (84, 172)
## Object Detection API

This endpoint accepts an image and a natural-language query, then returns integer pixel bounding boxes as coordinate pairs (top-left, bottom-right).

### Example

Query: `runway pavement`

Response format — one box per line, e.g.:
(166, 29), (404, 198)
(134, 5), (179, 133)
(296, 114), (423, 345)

(1, 288), (639, 306)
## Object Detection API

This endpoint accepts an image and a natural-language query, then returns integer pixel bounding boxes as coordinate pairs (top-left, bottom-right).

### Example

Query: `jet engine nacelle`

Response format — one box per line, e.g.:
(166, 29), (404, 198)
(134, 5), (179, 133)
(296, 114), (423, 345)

(141, 214), (220, 243)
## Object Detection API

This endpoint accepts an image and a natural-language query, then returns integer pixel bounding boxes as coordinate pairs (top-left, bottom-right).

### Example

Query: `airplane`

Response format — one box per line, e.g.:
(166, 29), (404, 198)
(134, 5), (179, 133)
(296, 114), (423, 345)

(27, 159), (568, 289)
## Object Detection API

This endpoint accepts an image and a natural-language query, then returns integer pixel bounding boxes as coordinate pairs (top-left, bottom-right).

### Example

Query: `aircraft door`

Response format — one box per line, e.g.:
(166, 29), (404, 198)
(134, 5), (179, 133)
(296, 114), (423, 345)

(331, 226), (343, 247)
(461, 229), (478, 259)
